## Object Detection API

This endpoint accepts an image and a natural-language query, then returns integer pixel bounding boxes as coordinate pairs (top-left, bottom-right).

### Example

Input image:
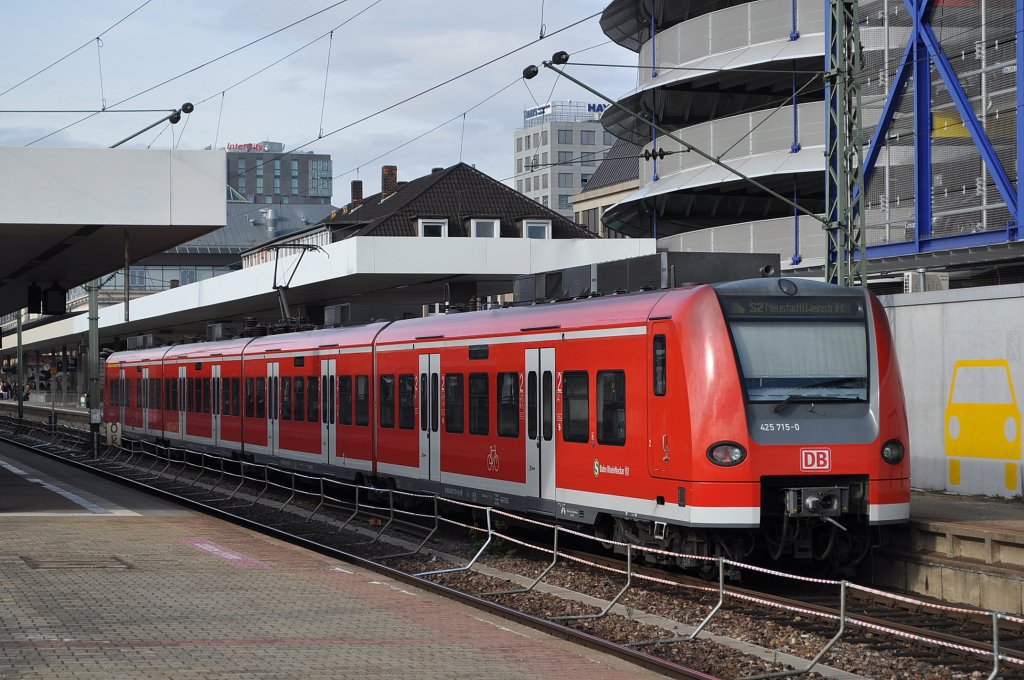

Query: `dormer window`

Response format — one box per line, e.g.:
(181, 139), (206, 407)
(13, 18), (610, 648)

(471, 219), (500, 238)
(522, 219), (551, 239)
(418, 218), (448, 238)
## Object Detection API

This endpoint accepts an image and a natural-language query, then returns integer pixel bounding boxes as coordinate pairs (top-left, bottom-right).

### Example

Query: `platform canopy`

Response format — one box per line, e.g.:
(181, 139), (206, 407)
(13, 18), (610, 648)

(0, 147), (226, 316)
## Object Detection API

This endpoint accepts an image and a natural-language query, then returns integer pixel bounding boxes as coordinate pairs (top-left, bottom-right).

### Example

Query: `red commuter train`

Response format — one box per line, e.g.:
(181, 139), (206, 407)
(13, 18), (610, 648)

(104, 277), (910, 569)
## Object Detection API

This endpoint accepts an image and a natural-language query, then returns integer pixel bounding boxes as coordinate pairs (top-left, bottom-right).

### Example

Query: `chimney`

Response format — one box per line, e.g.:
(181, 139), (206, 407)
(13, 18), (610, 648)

(351, 179), (364, 206)
(381, 165), (398, 197)
(431, 167), (444, 174)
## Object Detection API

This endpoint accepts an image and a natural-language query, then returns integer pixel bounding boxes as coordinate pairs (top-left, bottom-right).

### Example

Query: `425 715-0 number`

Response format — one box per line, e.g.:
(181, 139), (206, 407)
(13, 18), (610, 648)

(760, 422), (801, 432)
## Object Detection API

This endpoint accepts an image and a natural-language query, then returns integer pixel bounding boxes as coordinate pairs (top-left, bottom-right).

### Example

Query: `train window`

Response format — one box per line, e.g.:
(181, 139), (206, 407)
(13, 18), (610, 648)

(355, 375), (369, 426)
(164, 378), (171, 410)
(154, 378), (162, 410)
(245, 378), (255, 418)
(327, 376), (335, 424)
(322, 377), (329, 424)
(187, 378), (194, 412)
(562, 371), (589, 443)
(379, 375), (395, 428)
(270, 376), (278, 420)
(137, 379), (144, 409)
(339, 376), (353, 425)
(420, 373), (428, 431)
(294, 377), (304, 421)
(542, 371), (554, 442)
(497, 372), (519, 438)
(430, 373), (439, 433)
(202, 378), (211, 414)
(445, 373), (464, 433)
(469, 373), (489, 436)
(527, 372), (537, 440)
(597, 370), (626, 446)
(281, 377), (293, 420)
(398, 374), (415, 429)
(220, 377), (230, 415)
(307, 376), (318, 423)
(653, 335), (666, 396)
(171, 378), (179, 411)
(294, 356), (304, 368)
(256, 378), (266, 419)
(231, 378), (240, 417)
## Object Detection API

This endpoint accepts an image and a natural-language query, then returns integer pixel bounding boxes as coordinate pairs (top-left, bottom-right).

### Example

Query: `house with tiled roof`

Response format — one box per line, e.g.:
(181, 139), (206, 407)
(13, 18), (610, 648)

(243, 163), (596, 266)
(569, 137), (640, 239)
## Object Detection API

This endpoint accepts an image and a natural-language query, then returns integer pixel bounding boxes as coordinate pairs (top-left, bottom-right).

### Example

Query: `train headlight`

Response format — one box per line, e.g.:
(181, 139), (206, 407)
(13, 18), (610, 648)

(881, 439), (904, 465)
(707, 442), (746, 467)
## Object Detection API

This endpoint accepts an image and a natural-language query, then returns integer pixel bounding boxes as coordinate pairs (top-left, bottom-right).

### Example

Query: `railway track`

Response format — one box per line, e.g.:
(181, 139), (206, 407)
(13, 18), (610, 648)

(4, 417), (1023, 679)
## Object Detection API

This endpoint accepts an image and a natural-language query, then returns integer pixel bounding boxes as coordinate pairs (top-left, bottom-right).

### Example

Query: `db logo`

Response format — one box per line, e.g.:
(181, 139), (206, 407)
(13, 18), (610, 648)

(801, 448), (831, 471)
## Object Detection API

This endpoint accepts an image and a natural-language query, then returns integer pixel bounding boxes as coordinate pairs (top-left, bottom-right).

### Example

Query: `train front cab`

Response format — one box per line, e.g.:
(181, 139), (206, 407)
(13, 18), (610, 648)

(708, 278), (911, 562)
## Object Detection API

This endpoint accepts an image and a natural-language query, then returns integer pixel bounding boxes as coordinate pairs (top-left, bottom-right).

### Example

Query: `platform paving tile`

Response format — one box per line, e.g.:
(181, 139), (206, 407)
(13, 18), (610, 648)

(0, 515), (663, 679)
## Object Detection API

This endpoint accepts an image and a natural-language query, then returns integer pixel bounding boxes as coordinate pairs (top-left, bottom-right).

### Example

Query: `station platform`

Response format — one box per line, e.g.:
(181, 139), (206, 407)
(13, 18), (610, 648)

(0, 444), (663, 680)
(871, 490), (1024, 614)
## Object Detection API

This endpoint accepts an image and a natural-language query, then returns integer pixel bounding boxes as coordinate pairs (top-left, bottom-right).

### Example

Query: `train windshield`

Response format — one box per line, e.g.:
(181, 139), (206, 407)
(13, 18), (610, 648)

(719, 295), (868, 403)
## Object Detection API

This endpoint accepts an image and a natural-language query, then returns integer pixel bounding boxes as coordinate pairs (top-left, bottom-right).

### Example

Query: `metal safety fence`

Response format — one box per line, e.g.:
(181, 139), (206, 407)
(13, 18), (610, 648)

(0, 414), (1020, 680)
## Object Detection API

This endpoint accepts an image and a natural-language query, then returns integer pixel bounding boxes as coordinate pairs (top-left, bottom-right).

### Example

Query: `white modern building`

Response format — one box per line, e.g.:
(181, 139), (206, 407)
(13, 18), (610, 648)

(513, 101), (616, 217)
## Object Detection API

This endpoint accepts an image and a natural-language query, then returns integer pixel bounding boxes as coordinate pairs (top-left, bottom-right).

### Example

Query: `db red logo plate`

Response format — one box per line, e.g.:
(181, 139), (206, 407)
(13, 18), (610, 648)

(801, 448), (831, 471)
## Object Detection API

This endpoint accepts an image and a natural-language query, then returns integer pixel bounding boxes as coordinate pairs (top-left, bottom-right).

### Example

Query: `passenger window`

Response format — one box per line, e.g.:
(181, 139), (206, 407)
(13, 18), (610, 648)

(202, 378), (210, 414)
(527, 372), (537, 440)
(469, 372), (489, 435)
(597, 370), (626, 446)
(307, 376), (318, 423)
(497, 372), (519, 438)
(562, 371), (589, 443)
(430, 374), (439, 433)
(294, 376), (305, 421)
(231, 378), (240, 417)
(445, 373), (464, 433)
(187, 378), (194, 412)
(398, 374), (415, 429)
(420, 373), (428, 431)
(355, 375), (369, 426)
(221, 376), (230, 415)
(379, 375), (395, 428)
(281, 377), (293, 420)
(245, 378), (254, 418)
(654, 335), (666, 396)
(339, 376), (353, 425)
(255, 378), (266, 419)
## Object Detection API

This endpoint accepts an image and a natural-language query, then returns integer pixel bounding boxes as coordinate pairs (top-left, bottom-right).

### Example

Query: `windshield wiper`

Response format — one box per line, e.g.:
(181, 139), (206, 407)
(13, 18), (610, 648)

(771, 394), (861, 414)
(807, 377), (865, 388)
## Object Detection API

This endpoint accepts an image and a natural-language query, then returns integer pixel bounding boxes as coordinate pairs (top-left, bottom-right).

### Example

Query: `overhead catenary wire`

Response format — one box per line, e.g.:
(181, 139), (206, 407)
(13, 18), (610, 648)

(333, 77), (520, 181)
(0, 0), (155, 101)
(319, 31), (335, 139)
(227, 11), (602, 185)
(26, 0), (361, 147)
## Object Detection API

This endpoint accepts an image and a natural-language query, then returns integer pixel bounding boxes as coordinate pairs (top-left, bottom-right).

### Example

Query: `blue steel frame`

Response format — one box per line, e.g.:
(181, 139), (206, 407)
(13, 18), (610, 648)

(859, 0), (1022, 259)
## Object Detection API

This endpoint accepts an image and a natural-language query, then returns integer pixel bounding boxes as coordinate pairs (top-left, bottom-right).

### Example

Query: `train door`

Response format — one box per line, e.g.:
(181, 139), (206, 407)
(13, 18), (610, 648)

(267, 362), (280, 455)
(211, 364), (221, 446)
(647, 322), (673, 478)
(177, 366), (187, 437)
(321, 359), (336, 462)
(525, 348), (556, 498)
(418, 354), (440, 480)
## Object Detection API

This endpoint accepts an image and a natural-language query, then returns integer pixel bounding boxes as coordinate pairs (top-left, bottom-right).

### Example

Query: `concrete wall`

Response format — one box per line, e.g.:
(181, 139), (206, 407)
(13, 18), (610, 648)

(881, 284), (1024, 497)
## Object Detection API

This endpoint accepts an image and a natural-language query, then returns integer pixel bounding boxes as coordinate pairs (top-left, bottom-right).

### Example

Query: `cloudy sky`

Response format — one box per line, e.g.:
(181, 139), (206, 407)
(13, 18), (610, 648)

(1, 0), (637, 199)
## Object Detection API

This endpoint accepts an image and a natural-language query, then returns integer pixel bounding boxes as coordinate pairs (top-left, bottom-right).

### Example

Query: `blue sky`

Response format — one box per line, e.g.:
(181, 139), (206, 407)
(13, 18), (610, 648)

(1, 0), (635, 198)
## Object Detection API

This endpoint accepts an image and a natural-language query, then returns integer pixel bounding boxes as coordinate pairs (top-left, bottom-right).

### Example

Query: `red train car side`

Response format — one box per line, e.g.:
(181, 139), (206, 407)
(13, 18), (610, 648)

(105, 278), (910, 569)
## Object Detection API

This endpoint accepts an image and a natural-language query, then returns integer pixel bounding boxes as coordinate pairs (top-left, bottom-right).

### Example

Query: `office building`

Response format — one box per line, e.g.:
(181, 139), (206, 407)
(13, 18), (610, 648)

(513, 102), (614, 217)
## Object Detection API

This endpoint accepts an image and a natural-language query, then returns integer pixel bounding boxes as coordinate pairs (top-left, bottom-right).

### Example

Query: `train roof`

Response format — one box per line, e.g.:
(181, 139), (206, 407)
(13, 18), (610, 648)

(375, 286), (700, 346)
